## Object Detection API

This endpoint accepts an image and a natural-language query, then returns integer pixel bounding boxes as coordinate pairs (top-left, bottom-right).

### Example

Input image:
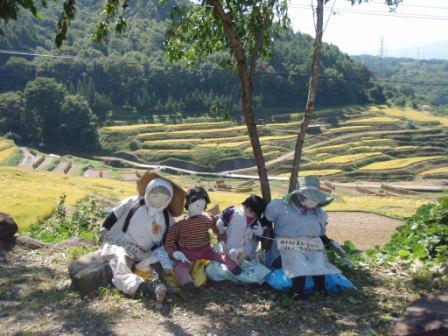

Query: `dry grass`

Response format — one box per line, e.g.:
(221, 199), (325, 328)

(329, 125), (371, 133)
(143, 135), (249, 145)
(277, 169), (342, 177)
(371, 106), (448, 126)
(102, 123), (164, 132)
(343, 117), (399, 124)
(327, 195), (429, 219)
(361, 156), (443, 171)
(0, 146), (18, 163)
(320, 152), (383, 164)
(0, 139), (12, 150)
(418, 166), (448, 175)
(137, 125), (246, 138)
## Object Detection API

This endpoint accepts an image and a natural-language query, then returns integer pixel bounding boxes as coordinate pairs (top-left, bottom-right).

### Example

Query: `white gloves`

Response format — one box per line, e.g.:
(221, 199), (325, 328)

(252, 222), (264, 236)
(216, 218), (226, 234)
(172, 250), (191, 264)
(244, 222), (264, 241)
(212, 241), (226, 254)
(134, 255), (159, 272)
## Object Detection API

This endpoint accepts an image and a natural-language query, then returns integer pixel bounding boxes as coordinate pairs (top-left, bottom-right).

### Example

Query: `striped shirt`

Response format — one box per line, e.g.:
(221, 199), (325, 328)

(164, 214), (226, 257)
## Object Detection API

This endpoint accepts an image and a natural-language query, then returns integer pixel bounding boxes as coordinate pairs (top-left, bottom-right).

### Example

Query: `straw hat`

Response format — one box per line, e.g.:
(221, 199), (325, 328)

(136, 170), (186, 217)
(283, 176), (334, 207)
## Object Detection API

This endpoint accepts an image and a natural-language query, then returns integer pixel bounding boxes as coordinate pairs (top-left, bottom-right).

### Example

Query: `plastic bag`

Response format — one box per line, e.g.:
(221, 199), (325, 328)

(206, 260), (271, 284)
(266, 268), (356, 293)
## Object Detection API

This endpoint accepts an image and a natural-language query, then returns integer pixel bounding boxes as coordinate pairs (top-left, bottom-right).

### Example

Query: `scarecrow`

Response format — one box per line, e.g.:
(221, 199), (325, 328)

(164, 187), (242, 289)
(206, 195), (272, 284)
(100, 171), (185, 303)
(264, 176), (352, 298)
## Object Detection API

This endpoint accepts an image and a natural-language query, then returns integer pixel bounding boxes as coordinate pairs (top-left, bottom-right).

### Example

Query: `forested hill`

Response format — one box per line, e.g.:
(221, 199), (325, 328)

(0, 0), (381, 152)
(353, 55), (448, 113)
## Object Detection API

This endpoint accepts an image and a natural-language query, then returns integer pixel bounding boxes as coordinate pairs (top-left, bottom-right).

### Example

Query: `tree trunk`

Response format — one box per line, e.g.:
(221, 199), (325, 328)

(209, 0), (271, 201)
(288, 0), (324, 193)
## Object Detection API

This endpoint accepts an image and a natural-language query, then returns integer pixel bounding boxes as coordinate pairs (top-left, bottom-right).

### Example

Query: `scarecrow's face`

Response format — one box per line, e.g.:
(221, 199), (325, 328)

(243, 206), (257, 219)
(302, 197), (318, 210)
(188, 198), (206, 216)
(146, 186), (171, 209)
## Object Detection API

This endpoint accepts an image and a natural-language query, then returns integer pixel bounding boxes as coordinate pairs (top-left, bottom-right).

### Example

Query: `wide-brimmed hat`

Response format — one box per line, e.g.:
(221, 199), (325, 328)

(283, 176), (334, 207)
(136, 170), (186, 217)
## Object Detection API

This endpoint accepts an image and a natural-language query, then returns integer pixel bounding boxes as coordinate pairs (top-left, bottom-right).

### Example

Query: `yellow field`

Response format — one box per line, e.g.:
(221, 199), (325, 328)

(102, 123), (164, 132)
(0, 146), (18, 163)
(135, 149), (193, 154)
(418, 166), (448, 175)
(137, 125), (246, 138)
(349, 146), (390, 152)
(396, 146), (419, 150)
(197, 141), (249, 148)
(361, 156), (443, 170)
(343, 117), (399, 124)
(326, 196), (429, 219)
(143, 135), (249, 145)
(320, 152), (383, 164)
(371, 106), (448, 126)
(265, 122), (300, 128)
(307, 139), (392, 154)
(0, 166), (136, 230)
(278, 169), (342, 177)
(0, 139), (12, 150)
(329, 125), (371, 133)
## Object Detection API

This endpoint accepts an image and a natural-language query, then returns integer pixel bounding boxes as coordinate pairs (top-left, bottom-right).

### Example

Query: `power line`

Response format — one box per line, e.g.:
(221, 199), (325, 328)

(289, 3), (448, 21)
(291, 0), (448, 11)
(2, 49), (448, 87)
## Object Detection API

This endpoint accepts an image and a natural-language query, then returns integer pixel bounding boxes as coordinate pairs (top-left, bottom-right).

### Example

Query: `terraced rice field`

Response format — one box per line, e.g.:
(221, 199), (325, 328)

(360, 156), (443, 171)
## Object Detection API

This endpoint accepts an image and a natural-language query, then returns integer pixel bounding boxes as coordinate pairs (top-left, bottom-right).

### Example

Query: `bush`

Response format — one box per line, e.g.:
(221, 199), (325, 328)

(377, 197), (448, 265)
(26, 194), (114, 243)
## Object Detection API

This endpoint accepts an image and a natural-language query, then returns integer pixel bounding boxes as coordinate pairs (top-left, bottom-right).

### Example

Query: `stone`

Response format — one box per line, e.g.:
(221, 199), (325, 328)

(0, 212), (18, 240)
(392, 291), (448, 336)
(68, 249), (113, 295)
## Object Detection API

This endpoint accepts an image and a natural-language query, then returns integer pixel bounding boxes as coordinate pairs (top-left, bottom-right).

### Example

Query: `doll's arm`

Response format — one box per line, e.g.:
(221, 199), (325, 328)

(163, 221), (181, 257)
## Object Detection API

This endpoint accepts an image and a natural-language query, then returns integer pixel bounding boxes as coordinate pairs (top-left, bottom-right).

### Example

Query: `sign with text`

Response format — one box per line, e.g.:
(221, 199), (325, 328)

(277, 237), (324, 252)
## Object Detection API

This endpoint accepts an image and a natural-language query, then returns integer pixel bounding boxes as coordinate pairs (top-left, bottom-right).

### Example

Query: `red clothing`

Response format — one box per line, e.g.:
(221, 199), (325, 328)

(164, 214), (226, 257)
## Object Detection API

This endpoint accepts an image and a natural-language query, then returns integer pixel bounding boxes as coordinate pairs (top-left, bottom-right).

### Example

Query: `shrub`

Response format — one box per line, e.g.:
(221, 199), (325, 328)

(377, 198), (448, 265)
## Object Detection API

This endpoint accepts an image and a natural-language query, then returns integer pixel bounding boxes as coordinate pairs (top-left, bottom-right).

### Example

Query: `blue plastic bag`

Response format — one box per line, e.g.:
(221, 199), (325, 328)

(266, 269), (356, 293)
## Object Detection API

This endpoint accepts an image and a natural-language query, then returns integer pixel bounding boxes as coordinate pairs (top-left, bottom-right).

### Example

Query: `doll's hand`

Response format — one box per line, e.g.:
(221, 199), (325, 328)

(252, 222), (264, 237)
(172, 251), (191, 264)
(244, 227), (254, 241)
(212, 241), (225, 254)
(216, 218), (226, 234)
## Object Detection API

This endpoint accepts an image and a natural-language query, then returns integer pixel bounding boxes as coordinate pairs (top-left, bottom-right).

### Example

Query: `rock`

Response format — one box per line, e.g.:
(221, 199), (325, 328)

(68, 249), (113, 295)
(15, 235), (48, 249)
(392, 291), (448, 336)
(0, 212), (18, 240)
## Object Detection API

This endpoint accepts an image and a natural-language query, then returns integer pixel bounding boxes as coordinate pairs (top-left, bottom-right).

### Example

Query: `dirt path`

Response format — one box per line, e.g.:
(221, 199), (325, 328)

(326, 212), (404, 250)
(18, 147), (37, 168)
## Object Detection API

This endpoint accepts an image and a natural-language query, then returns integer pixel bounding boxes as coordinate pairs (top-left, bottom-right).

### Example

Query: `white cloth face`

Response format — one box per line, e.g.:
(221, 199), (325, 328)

(188, 199), (206, 216)
(145, 178), (173, 211)
(302, 198), (318, 209)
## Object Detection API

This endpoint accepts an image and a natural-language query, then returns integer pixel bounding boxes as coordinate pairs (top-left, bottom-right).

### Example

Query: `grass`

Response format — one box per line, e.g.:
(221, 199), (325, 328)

(0, 146), (19, 163)
(101, 123), (164, 132)
(137, 125), (247, 138)
(277, 169), (342, 177)
(361, 156), (443, 171)
(418, 166), (448, 175)
(320, 152), (383, 164)
(143, 135), (249, 145)
(0, 166), (136, 230)
(371, 106), (448, 126)
(0, 138), (13, 150)
(343, 116), (400, 124)
(329, 125), (371, 133)
(327, 195), (430, 219)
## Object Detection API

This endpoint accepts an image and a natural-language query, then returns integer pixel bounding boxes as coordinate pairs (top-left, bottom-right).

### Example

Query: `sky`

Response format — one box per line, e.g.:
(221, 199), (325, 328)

(288, 0), (448, 58)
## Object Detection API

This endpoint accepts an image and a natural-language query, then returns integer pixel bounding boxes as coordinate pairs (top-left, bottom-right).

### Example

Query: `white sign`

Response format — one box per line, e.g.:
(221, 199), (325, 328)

(277, 237), (324, 252)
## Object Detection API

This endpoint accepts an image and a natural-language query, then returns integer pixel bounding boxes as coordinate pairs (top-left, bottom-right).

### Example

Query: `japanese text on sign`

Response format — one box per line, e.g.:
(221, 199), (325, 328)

(277, 237), (324, 252)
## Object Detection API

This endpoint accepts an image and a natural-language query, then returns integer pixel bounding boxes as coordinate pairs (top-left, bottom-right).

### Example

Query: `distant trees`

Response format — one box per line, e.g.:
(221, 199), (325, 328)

(0, 77), (98, 152)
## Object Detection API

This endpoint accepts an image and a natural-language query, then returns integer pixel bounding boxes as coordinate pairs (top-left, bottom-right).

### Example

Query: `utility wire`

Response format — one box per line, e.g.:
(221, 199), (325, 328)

(2, 49), (448, 87)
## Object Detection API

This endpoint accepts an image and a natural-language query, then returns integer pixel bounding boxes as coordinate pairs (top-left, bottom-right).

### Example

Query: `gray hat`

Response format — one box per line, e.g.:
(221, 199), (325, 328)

(283, 176), (334, 207)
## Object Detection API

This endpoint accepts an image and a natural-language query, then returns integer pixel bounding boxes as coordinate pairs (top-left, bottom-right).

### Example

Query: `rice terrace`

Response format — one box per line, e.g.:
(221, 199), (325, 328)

(1, 0), (448, 334)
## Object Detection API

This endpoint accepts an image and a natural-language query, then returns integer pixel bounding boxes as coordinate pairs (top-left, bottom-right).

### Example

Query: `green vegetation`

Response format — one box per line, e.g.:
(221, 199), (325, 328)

(375, 198), (448, 266)
(26, 194), (112, 243)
